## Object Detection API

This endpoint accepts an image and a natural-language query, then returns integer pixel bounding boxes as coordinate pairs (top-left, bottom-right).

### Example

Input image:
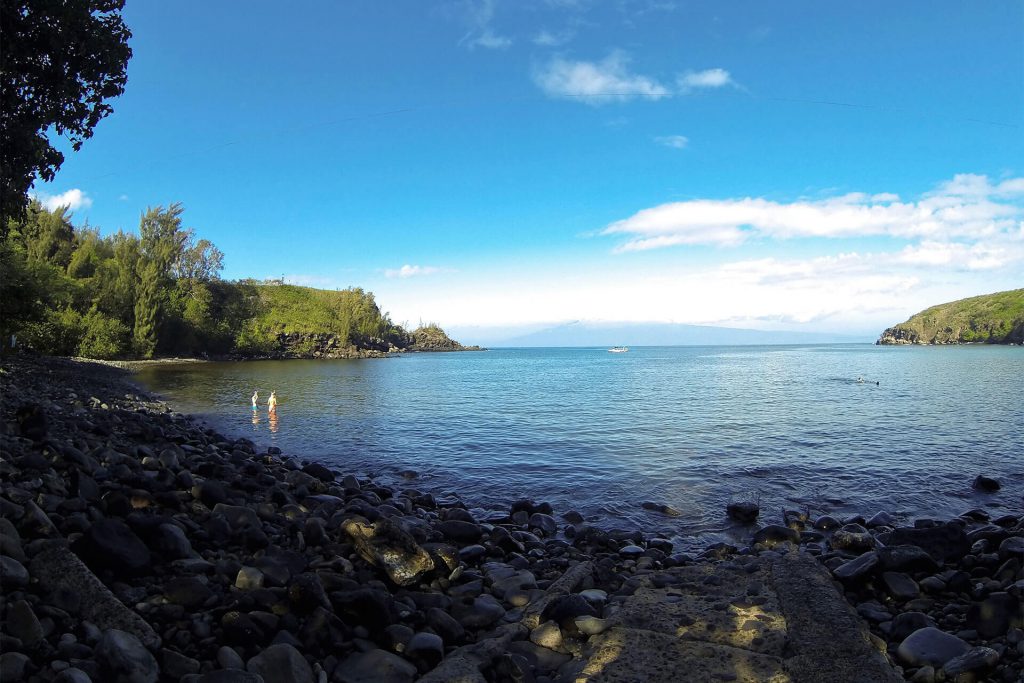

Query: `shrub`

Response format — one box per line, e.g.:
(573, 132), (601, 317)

(78, 310), (130, 359)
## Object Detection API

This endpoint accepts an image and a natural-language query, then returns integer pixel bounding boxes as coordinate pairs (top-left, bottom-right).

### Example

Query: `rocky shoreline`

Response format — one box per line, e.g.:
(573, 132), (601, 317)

(0, 354), (1020, 682)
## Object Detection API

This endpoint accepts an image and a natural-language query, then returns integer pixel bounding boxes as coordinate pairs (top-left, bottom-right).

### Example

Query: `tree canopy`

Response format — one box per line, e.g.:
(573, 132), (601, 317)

(0, 0), (132, 231)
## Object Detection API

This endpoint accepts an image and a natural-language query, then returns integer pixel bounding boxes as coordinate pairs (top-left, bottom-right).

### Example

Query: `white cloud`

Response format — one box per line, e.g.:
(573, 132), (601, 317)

(458, 0), (512, 50)
(533, 51), (670, 104)
(603, 175), (1024, 254)
(655, 134), (689, 149)
(31, 188), (92, 212)
(677, 68), (734, 91)
(384, 264), (445, 279)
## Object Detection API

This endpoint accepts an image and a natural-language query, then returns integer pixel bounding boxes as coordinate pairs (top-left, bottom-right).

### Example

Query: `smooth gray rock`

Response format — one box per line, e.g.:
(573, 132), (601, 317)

(6, 600), (43, 646)
(878, 545), (939, 573)
(53, 668), (93, 683)
(332, 649), (417, 683)
(891, 612), (936, 642)
(161, 650), (200, 678)
(217, 646), (245, 670)
(95, 629), (159, 683)
(896, 627), (970, 667)
(833, 551), (879, 582)
(0, 652), (31, 682)
(882, 571), (920, 601)
(966, 591), (1020, 639)
(404, 632), (444, 671)
(0, 555), (29, 587)
(246, 644), (313, 683)
(151, 523), (193, 559)
(942, 646), (1000, 678)
(878, 524), (969, 562)
(452, 594), (505, 629)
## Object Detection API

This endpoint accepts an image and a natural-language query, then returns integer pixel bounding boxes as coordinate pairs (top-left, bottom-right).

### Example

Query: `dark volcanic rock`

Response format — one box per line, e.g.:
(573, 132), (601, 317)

(73, 518), (152, 576)
(726, 501), (760, 524)
(877, 523), (970, 563)
(972, 474), (1000, 492)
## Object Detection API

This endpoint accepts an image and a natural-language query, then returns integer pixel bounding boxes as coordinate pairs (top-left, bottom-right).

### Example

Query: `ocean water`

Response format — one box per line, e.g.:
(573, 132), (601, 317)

(134, 345), (1024, 551)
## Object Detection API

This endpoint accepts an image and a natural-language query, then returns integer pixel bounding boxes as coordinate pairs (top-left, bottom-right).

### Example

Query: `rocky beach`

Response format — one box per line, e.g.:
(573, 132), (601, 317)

(0, 354), (1021, 683)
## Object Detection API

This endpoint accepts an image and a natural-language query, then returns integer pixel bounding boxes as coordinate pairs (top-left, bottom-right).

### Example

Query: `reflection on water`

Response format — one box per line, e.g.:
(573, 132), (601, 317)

(135, 345), (1024, 551)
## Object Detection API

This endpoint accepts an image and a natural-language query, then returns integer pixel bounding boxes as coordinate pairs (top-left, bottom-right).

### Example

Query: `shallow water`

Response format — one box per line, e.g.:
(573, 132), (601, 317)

(135, 345), (1024, 551)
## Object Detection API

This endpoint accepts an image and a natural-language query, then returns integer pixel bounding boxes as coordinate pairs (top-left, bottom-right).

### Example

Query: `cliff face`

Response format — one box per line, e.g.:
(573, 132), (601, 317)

(876, 289), (1024, 345)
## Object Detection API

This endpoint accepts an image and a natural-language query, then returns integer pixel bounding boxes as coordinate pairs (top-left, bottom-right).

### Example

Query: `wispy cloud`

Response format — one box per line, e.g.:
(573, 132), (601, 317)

(677, 68), (734, 92)
(603, 174), (1024, 259)
(533, 50), (670, 104)
(533, 28), (575, 46)
(534, 52), (735, 105)
(458, 0), (512, 49)
(655, 134), (689, 149)
(384, 264), (447, 279)
(31, 188), (93, 212)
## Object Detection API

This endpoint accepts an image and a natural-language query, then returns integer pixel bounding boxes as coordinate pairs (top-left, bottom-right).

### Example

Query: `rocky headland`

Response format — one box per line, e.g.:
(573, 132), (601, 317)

(0, 354), (1020, 682)
(877, 289), (1024, 345)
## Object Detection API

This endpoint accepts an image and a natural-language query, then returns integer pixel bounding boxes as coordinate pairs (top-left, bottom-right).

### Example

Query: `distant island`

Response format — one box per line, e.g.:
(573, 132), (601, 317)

(877, 288), (1024, 345)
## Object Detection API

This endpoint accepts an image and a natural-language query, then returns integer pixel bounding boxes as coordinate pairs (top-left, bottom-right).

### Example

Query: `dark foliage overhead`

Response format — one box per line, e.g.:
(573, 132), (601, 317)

(0, 0), (132, 231)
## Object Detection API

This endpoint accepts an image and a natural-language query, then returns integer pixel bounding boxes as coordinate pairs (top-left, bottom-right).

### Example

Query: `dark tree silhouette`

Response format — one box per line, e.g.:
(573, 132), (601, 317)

(0, 0), (132, 233)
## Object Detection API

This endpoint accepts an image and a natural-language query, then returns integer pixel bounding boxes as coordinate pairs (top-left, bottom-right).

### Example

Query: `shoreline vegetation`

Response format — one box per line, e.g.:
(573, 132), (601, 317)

(877, 289), (1024, 346)
(1, 201), (481, 362)
(0, 354), (1020, 682)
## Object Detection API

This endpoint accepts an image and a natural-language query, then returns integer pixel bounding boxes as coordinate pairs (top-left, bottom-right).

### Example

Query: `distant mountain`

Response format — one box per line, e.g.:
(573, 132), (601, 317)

(877, 288), (1024, 345)
(483, 320), (869, 347)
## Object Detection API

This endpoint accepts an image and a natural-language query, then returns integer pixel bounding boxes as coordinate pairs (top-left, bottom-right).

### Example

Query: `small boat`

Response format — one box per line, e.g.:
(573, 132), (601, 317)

(608, 346), (629, 353)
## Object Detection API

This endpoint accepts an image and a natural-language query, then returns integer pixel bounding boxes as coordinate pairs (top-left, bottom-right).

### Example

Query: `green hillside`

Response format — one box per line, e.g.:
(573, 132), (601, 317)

(877, 289), (1024, 345)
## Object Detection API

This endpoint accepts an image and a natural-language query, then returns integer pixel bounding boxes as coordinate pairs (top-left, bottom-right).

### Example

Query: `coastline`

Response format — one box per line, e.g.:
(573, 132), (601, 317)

(1, 354), (1020, 682)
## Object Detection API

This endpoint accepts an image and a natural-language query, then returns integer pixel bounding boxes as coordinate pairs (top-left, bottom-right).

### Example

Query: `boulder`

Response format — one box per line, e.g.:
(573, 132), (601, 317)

(726, 501), (759, 524)
(95, 629), (159, 683)
(341, 517), (434, 586)
(896, 627), (970, 668)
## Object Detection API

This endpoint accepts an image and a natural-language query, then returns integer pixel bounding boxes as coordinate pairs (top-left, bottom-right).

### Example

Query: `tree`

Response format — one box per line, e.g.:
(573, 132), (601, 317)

(0, 1), (132, 232)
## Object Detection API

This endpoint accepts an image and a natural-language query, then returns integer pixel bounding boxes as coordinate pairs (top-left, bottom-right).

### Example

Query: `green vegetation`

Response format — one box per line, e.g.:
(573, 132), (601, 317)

(878, 289), (1024, 345)
(1, 201), (469, 359)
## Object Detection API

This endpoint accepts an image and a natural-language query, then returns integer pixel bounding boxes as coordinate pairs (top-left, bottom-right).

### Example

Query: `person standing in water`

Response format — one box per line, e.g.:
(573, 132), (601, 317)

(251, 390), (259, 410)
(267, 391), (278, 415)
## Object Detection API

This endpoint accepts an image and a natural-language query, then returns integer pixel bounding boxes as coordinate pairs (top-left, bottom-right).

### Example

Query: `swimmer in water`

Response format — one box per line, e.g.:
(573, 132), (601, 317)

(267, 390), (278, 415)
(857, 376), (865, 383)
(251, 390), (259, 410)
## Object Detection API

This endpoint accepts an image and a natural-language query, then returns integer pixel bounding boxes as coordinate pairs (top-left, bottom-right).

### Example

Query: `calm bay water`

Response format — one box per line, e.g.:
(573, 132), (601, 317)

(135, 345), (1023, 551)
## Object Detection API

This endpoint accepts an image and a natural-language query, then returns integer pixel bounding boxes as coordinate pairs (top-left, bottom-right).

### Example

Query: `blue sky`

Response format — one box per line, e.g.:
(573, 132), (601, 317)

(33, 1), (1024, 341)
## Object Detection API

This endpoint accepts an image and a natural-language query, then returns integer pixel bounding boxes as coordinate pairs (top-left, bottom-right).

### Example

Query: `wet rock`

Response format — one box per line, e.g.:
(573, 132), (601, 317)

(641, 501), (680, 516)
(246, 644), (313, 683)
(95, 629), (158, 683)
(726, 501), (759, 524)
(6, 600), (43, 646)
(966, 592), (1020, 639)
(972, 475), (1000, 492)
(529, 513), (557, 535)
(942, 646), (1000, 679)
(753, 525), (799, 547)
(342, 517), (434, 586)
(73, 518), (152, 577)
(301, 462), (334, 483)
(866, 511), (896, 528)
(897, 627), (971, 668)
(832, 524), (875, 553)
(813, 515), (841, 531)
(333, 648), (417, 683)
